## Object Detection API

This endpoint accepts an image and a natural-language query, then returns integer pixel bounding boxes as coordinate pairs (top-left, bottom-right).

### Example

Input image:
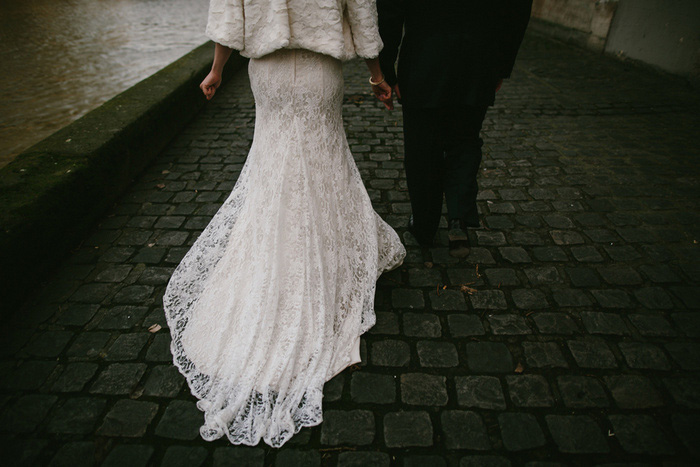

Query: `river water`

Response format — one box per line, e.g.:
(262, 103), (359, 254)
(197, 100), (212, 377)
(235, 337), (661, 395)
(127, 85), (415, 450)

(0, 0), (210, 168)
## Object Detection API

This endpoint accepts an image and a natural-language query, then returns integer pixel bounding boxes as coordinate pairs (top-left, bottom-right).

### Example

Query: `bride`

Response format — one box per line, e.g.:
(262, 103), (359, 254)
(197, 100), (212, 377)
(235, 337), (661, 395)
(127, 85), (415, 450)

(163, 0), (406, 448)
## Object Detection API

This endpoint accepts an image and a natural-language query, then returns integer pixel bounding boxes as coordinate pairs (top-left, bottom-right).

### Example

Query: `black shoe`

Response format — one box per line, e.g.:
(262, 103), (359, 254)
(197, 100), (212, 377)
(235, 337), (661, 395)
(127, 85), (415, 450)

(448, 218), (470, 257)
(408, 215), (433, 247)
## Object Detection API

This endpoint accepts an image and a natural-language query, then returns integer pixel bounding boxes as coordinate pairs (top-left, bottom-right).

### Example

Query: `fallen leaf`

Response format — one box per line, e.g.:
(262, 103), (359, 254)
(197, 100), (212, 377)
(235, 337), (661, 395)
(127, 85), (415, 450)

(514, 362), (524, 373)
(161, 170), (170, 174)
(156, 183), (165, 189)
(424, 262), (433, 269)
(148, 324), (162, 333)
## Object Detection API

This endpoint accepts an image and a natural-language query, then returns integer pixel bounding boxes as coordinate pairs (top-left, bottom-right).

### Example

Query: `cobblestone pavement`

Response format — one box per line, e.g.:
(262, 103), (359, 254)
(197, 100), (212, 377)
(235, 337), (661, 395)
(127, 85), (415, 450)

(2, 32), (699, 466)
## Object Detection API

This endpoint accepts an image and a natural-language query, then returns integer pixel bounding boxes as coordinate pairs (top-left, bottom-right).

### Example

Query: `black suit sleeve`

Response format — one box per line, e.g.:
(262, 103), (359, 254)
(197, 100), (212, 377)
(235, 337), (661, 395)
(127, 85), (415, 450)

(496, 0), (533, 79)
(377, 0), (405, 87)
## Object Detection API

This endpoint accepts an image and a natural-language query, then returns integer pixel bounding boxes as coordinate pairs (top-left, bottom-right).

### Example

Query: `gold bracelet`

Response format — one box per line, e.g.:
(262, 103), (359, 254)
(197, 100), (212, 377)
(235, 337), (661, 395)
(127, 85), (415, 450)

(369, 76), (385, 86)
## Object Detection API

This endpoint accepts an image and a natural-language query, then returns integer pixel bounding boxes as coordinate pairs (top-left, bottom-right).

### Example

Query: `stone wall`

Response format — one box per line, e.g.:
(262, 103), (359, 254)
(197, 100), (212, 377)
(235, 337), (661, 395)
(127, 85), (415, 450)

(531, 0), (618, 51)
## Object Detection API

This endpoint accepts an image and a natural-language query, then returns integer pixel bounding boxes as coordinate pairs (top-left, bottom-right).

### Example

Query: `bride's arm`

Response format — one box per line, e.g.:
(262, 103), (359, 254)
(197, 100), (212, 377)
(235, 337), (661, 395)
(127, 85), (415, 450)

(365, 58), (394, 110)
(200, 43), (234, 100)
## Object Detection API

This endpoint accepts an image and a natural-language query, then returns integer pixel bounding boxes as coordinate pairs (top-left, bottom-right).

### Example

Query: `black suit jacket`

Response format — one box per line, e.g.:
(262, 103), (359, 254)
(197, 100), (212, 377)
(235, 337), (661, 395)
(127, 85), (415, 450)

(377, 0), (532, 108)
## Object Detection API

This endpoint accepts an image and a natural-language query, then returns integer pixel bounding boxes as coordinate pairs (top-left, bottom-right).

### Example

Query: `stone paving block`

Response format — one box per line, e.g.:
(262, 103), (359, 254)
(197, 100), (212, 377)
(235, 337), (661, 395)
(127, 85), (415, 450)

(369, 312), (399, 335)
(545, 415), (608, 453)
(350, 372), (395, 404)
(95, 305), (149, 329)
(671, 312), (700, 338)
(101, 445), (154, 467)
(617, 342), (671, 370)
(403, 313), (441, 337)
(499, 413), (546, 451)
(48, 441), (95, 467)
(484, 268), (520, 286)
(469, 290), (508, 310)
(639, 264), (681, 283)
(506, 375), (555, 407)
(5, 360), (58, 391)
(384, 411), (433, 447)
(66, 332), (111, 358)
(524, 267), (561, 285)
(604, 245), (641, 262)
(671, 413), (700, 458)
(448, 314), (486, 337)
(416, 341), (459, 368)
(323, 374), (344, 402)
(465, 342), (513, 373)
(161, 446), (209, 467)
(477, 231), (507, 246)
(532, 246), (568, 262)
(499, 247), (532, 264)
(511, 289), (549, 309)
(664, 342), (700, 370)
(320, 410), (374, 446)
(0, 394), (57, 434)
(46, 397), (106, 435)
(551, 289), (592, 307)
(132, 247), (167, 264)
(408, 268), (442, 287)
(441, 411), (490, 450)
(21, 331), (74, 358)
(70, 283), (115, 303)
(565, 267), (601, 287)
(670, 286), (700, 309)
(459, 455), (511, 467)
(464, 247), (496, 264)
(94, 265), (134, 283)
(487, 314), (532, 334)
(97, 399), (159, 437)
(337, 451), (390, 467)
(145, 333), (172, 362)
(55, 303), (101, 326)
(608, 415), (674, 455)
(212, 447), (265, 467)
(550, 230), (584, 245)
(567, 340), (617, 369)
(403, 455), (446, 467)
(275, 450), (320, 467)
(401, 373), (448, 406)
(391, 289), (425, 309)
(579, 312), (630, 335)
(531, 312), (579, 335)
(104, 333), (150, 361)
(569, 245), (603, 262)
(604, 375), (663, 409)
(633, 287), (674, 309)
(557, 375), (609, 408)
(113, 285), (154, 304)
(627, 313), (676, 337)
(523, 342), (568, 368)
(371, 340), (410, 367)
(455, 375), (506, 409)
(155, 400), (202, 440)
(598, 267), (642, 286)
(447, 268), (486, 287)
(543, 215), (574, 229)
(485, 215), (514, 229)
(663, 377), (700, 408)
(90, 363), (147, 395)
(429, 290), (468, 311)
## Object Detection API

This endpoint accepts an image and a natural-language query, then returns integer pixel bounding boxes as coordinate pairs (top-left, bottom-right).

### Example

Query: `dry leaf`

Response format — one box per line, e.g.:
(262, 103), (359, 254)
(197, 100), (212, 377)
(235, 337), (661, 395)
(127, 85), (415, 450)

(156, 183), (165, 189)
(460, 285), (478, 295)
(424, 262), (433, 269)
(148, 324), (162, 333)
(514, 362), (524, 373)
(147, 242), (155, 247)
(161, 169), (170, 174)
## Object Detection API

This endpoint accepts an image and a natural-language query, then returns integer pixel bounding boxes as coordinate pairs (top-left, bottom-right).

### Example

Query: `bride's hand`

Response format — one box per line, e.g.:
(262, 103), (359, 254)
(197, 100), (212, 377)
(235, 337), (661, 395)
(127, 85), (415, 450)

(200, 71), (222, 100)
(372, 81), (394, 110)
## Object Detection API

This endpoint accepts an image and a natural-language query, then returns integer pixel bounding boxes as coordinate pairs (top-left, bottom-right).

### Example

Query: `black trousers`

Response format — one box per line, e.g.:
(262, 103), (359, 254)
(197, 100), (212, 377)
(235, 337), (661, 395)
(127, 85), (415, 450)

(402, 105), (488, 244)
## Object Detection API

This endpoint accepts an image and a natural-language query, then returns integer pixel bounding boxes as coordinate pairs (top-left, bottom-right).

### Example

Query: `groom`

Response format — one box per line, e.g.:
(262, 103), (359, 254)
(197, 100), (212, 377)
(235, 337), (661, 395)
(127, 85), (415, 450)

(374, 0), (532, 256)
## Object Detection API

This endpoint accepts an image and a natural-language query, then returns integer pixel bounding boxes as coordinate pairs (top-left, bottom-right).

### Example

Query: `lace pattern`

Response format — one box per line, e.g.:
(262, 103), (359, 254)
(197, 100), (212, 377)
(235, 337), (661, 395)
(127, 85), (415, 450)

(163, 49), (405, 447)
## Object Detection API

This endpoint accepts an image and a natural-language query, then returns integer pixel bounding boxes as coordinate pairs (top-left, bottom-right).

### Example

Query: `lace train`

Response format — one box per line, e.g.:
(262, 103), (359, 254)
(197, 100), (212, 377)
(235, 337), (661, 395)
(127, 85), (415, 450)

(163, 49), (405, 447)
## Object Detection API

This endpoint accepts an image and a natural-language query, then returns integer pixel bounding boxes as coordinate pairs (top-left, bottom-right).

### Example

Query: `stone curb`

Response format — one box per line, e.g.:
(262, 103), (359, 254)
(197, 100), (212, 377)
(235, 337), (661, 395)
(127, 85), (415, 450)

(0, 41), (247, 313)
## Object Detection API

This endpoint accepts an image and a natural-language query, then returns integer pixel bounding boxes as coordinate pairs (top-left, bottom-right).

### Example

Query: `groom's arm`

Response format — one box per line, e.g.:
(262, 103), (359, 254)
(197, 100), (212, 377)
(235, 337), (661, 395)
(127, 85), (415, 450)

(377, 0), (405, 87)
(495, 0), (533, 79)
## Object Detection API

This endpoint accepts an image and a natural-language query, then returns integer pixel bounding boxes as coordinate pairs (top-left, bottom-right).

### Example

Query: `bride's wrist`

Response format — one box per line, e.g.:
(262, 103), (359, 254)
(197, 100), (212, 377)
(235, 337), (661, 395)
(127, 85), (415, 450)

(369, 75), (385, 86)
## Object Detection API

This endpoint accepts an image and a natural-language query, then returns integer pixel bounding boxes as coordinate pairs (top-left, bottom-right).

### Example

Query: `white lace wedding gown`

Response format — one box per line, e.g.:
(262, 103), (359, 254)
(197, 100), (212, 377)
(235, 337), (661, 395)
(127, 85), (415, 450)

(163, 48), (405, 447)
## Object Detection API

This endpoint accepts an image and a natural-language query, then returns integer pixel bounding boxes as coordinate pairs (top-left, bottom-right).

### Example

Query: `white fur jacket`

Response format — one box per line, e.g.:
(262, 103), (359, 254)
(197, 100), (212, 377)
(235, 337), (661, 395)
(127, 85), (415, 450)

(205, 0), (383, 61)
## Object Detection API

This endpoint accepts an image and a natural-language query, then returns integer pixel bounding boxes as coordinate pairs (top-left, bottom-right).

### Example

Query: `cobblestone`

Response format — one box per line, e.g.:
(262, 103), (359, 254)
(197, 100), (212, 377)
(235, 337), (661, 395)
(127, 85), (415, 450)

(2, 32), (699, 465)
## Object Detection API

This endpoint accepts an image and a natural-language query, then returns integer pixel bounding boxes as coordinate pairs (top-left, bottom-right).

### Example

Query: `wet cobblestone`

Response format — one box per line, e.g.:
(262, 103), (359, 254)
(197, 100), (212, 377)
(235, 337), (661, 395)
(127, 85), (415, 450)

(1, 32), (699, 464)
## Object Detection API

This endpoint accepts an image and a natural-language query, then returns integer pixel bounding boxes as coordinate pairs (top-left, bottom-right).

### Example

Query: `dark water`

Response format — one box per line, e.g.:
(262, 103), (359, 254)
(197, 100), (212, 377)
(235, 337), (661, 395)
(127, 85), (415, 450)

(0, 0), (210, 168)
